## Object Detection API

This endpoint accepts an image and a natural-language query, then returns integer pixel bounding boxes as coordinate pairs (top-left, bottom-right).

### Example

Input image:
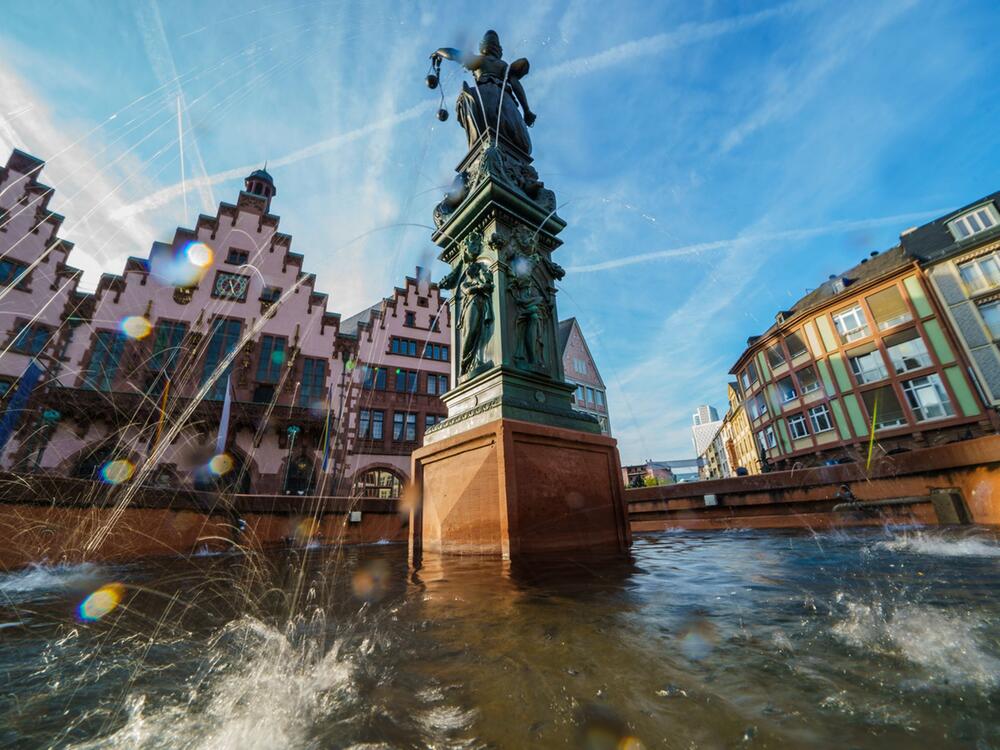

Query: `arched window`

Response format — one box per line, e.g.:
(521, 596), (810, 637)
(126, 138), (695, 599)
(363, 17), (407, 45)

(284, 455), (314, 495)
(352, 468), (403, 499)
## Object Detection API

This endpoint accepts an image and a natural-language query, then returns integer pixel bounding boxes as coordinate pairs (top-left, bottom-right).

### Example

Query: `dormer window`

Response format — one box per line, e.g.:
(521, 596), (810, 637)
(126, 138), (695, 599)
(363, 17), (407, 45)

(958, 250), (1000, 294)
(948, 203), (999, 241)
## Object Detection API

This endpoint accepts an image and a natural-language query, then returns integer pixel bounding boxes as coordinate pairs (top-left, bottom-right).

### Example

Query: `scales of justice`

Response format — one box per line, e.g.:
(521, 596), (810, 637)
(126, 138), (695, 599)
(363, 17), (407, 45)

(408, 30), (631, 561)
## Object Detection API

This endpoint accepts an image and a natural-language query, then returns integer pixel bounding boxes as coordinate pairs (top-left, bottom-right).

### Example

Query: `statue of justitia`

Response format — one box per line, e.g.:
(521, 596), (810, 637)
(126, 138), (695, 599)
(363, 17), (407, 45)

(433, 30), (536, 155)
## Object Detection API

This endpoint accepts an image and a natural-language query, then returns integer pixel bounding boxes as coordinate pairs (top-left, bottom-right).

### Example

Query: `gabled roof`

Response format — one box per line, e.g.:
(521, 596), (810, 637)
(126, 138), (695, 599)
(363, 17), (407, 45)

(557, 318), (574, 354)
(900, 191), (1000, 264)
(339, 303), (382, 336)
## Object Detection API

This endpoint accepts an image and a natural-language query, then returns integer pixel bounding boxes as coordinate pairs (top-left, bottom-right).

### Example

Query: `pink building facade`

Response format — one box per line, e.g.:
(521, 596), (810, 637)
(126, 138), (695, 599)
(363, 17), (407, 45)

(0, 148), (611, 499)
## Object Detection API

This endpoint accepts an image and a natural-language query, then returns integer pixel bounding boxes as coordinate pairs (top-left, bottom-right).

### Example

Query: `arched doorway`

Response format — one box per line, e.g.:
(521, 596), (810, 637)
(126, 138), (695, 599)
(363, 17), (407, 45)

(284, 454), (314, 495)
(352, 468), (404, 499)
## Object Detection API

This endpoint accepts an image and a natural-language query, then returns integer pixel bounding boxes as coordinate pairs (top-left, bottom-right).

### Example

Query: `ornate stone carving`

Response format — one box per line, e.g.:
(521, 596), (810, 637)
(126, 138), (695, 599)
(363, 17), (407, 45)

(173, 286), (195, 305)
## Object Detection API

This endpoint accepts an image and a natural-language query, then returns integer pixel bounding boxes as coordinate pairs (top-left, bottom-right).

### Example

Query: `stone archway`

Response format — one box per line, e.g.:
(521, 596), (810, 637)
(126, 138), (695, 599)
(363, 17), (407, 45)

(351, 464), (407, 499)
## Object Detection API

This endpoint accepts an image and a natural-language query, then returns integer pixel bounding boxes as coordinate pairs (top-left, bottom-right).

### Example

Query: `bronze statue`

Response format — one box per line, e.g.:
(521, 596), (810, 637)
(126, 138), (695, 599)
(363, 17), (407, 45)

(511, 274), (546, 367)
(433, 30), (536, 155)
(438, 241), (495, 378)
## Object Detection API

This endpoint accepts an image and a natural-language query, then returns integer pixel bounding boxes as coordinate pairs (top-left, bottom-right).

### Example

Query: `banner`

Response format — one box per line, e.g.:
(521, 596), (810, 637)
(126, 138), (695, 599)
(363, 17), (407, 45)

(215, 374), (232, 455)
(0, 360), (44, 453)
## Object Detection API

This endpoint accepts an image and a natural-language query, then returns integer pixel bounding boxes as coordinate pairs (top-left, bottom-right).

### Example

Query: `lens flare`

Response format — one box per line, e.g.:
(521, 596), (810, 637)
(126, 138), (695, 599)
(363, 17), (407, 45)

(100, 459), (135, 485)
(208, 453), (234, 476)
(120, 315), (152, 340)
(185, 242), (214, 268)
(351, 558), (391, 602)
(270, 349), (285, 366)
(150, 242), (213, 288)
(293, 517), (321, 546)
(78, 582), (125, 621)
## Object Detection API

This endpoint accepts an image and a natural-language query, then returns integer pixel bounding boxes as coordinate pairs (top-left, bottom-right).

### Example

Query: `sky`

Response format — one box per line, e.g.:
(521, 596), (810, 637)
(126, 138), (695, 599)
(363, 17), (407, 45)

(2, 0), (999, 464)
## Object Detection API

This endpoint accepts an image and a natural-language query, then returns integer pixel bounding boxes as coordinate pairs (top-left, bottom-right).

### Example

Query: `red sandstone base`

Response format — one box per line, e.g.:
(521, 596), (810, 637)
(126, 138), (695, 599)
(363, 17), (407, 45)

(409, 418), (631, 559)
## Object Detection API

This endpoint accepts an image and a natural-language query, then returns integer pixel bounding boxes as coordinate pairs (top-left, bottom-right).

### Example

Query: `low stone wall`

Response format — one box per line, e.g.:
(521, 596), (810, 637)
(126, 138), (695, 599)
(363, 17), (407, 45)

(627, 435), (1000, 532)
(0, 473), (407, 570)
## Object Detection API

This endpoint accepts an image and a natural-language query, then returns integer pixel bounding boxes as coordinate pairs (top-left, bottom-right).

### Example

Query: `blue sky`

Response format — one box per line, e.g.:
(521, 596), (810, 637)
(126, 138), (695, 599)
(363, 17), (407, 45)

(2, 0), (998, 463)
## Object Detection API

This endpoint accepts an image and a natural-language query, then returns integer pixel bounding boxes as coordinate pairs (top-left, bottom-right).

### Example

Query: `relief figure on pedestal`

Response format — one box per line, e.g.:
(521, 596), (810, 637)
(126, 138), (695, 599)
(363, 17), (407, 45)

(511, 274), (547, 368)
(439, 242), (495, 379)
(433, 30), (535, 155)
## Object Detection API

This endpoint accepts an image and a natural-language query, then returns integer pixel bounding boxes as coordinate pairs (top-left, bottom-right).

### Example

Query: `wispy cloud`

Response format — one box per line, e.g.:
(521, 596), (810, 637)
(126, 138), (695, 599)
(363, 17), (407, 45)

(111, 101), (433, 221)
(567, 208), (944, 273)
(539, 0), (812, 83)
(136, 0), (215, 214)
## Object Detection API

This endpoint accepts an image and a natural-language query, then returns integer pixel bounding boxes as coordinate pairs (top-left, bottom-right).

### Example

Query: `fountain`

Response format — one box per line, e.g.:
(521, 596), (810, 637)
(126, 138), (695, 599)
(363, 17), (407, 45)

(409, 31), (631, 561)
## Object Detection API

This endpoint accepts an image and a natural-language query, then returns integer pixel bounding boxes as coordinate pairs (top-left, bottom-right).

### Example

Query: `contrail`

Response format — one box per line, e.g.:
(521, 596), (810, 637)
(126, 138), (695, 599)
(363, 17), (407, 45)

(111, 101), (432, 220)
(177, 96), (187, 223)
(113, 3), (813, 223)
(567, 209), (947, 273)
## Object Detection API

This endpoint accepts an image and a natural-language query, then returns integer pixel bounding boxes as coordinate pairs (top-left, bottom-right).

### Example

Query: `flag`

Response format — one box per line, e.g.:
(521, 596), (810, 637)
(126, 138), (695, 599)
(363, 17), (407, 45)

(321, 386), (334, 472)
(215, 374), (232, 455)
(0, 360), (44, 453)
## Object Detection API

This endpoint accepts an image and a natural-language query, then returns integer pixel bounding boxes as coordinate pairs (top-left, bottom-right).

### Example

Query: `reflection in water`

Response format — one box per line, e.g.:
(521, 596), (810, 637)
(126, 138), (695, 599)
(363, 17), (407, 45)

(0, 527), (998, 748)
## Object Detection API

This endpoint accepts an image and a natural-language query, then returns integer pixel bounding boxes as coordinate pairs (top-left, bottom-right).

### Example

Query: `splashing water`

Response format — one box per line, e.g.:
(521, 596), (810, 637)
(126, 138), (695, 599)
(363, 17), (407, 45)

(2, 530), (999, 749)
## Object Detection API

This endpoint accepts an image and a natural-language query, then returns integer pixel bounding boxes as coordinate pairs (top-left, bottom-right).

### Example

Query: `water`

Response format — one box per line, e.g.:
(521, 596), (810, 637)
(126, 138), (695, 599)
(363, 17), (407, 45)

(1, 528), (999, 749)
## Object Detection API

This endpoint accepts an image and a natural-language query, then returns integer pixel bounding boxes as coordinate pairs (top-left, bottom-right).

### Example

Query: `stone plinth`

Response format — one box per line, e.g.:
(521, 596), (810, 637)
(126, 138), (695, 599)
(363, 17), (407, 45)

(409, 418), (631, 559)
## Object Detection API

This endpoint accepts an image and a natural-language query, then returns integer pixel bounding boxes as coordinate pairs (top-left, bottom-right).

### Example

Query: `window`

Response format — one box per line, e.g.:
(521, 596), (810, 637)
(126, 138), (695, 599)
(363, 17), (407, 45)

(225, 248), (249, 265)
(757, 426), (777, 452)
(765, 344), (785, 369)
(201, 318), (242, 400)
(808, 404), (833, 433)
(797, 365), (821, 394)
(848, 345), (888, 384)
(83, 330), (125, 391)
(741, 361), (759, 390)
(777, 376), (797, 402)
(359, 409), (385, 439)
(861, 385), (907, 430)
(395, 369), (417, 393)
(586, 387), (595, 403)
(391, 337), (419, 357)
(866, 286), (912, 331)
(884, 329), (932, 374)
(256, 335), (286, 383)
(573, 357), (588, 375)
(0, 258), (28, 287)
(353, 468), (401, 499)
(832, 305), (870, 343)
(149, 321), (187, 373)
(12, 323), (51, 355)
(300, 358), (326, 406)
(785, 331), (808, 359)
(422, 343), (449, 361)
(575, 385), (585, 402)
(948, 204), (1000, 241)
(902, 374), (955, 422)
(393, 412), (416, 441)
(363, 366), (386, 390)
(425, 414), (444, 430)
(788, 413), (809, 439)
(979, 300), (1000, 339)
(404, 311), (416, 327)
(212, 271), (250, 301)
(595, 390), (605, 407)
(427, 373), (448, 395)
(959, 251), (1000, 294)
(260, 286), (282, 303)
(748, 392), (768, 420)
